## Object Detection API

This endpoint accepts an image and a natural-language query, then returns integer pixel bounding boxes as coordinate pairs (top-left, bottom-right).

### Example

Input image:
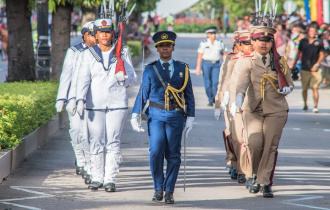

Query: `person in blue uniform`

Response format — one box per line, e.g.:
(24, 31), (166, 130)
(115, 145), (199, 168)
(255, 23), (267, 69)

(131, 31), (195, 204)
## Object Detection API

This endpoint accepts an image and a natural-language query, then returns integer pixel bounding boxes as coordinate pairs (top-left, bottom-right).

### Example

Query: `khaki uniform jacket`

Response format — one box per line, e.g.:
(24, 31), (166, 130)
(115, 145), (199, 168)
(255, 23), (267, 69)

(228, 52), (243, 108)
(215, 53), (236, 109)
(235, 52), (294, 114)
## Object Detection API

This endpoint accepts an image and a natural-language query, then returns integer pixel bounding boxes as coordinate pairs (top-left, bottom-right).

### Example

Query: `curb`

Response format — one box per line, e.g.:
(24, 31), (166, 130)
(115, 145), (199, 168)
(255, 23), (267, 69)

(0, 111), (69, 184)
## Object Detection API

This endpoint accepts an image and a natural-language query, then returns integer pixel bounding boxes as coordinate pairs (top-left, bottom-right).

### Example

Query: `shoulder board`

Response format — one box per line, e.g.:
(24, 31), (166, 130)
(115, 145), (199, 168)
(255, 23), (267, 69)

(145, 60), (157, 66)
(176, 60), (188, 66)
(244, 53), (254, 58)
(70, 46), (78, 52)
(230, 57), (239, 60)
(229, 52), (238, 55)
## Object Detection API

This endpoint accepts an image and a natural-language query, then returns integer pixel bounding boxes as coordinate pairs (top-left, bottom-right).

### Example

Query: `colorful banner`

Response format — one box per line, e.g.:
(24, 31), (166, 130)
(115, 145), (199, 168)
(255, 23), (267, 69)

(311, 0), (317, 21)
(323, 0), (329, 23)
(304, 0), (311, 22)
(317, 0), (323, 24)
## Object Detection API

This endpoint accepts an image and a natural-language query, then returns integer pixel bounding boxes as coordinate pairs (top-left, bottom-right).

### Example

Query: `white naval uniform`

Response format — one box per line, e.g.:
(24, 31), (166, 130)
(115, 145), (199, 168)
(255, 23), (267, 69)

(56, 43), (86, 169)
(68, 48), (91, 175)
(197, 38), (226, 62)
(76, 44), (137, 184)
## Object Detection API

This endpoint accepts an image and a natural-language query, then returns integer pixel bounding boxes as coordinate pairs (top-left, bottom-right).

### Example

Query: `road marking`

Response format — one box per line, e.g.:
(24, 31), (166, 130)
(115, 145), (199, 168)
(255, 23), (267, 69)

(282, 195), (330, 210)
(324, 129), (330, 132)
(0, 186), (59, 210)
(292, 128), (301, 131)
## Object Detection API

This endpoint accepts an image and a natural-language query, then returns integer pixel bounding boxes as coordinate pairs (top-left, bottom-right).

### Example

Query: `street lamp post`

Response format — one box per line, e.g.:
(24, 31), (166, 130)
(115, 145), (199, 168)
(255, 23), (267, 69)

(36, 0), (51, 80)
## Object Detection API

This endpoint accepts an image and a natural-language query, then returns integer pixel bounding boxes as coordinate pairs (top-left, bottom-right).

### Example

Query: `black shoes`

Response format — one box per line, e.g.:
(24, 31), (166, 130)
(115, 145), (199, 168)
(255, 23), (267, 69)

(165, 191), (174, 204)
(152, 190), (163, 202)
(245, 177), (253, 189)
(237, 174), (246, 184)
(262, 185), (274, 198)
(104, 183), (116, 192)
(76, 166), (84, 175)
(88, 181), (103, 191)
(231, 169), (238, 180)
(228, 166), (233, 175)
(303, 105), (308, 111)
(207, 102), (213, 106)
(84, 175), (92, 184)
(249, 182), (261, 194)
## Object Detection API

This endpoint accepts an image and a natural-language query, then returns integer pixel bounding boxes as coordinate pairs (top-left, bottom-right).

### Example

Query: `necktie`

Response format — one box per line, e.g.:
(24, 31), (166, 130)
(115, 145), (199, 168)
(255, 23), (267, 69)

(162, 62), (171, 81)
(262, 56), (267, 65)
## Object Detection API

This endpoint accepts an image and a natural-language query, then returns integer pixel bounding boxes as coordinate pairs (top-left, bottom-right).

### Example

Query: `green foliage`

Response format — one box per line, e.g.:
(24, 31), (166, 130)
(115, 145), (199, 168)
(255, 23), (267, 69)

(0, 82), (58, 150)
(126, 41), (142, 57)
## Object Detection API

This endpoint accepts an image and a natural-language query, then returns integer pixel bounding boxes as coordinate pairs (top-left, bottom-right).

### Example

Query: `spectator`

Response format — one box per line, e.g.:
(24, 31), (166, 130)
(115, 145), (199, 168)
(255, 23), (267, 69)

(274, 23), (287, 57)
(153, 12), (160, 32)
(167, 14), (174, 31)
(224, 11), (230, 37)
(216, 16), (223, 34)
(126, 18), (140, 41)
(290, 25), (325, 113)
(71, 11), (80, 36)
(0, 23), (8, 61)
(141, 24), (151, 55)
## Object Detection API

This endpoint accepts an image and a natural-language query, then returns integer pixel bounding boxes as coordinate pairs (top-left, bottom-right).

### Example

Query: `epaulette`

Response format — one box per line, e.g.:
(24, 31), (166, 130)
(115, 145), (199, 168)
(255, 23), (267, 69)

(244, 53), (254, 58)
(176, 60), (189, 66)
(70, 46), (78, 52)
(229, 52), (238, 55)
(145, 60), (157, 66)
(230, 57), (239, 60)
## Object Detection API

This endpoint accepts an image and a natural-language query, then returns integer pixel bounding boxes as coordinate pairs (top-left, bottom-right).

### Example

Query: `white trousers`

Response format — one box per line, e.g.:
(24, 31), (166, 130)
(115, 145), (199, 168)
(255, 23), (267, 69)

(87, 109), (127, 183)
(80, 109), (91, 174)
(68, 112), (85, 167)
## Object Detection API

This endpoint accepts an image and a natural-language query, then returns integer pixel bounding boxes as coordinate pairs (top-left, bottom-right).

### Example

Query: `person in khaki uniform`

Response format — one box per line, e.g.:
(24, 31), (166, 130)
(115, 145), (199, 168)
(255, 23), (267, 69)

(224, 30), (253, 184)
(214, 32), (239, 177)
(231, 26), (294, 198)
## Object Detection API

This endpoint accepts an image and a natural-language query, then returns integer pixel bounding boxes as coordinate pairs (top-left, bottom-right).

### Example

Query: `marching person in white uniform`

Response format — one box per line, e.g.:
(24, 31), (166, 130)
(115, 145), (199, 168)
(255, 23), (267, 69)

(66, 22), (97, 184)
(196, 26), (227, 106)
(55, 21), (95, 176)
(75, 18), (138, 192)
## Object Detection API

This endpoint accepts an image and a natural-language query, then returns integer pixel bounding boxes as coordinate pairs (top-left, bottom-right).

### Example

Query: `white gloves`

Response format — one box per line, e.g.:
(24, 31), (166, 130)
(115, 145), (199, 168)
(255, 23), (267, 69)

(230, 93), (244, 117)
(214, 109), (221, 120)
(131, 113), (145, 132)
(184, 117), (195, 138)
(66, 99), (76, 116)
(76, 100), (85, 117)
(279, 86), (293, 95)
(230, 102), (237, 117)
(55, 100), (64, 112)
(115, 71), (128, 82)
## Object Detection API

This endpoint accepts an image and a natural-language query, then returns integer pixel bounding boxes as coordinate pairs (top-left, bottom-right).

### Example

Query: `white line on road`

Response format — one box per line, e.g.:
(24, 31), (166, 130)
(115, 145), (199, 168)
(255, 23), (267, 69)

(0, 186), (59, 209)
(282, 195), (330, 210)
(0, 201), (42, 210)
(292, 128), (301, 131)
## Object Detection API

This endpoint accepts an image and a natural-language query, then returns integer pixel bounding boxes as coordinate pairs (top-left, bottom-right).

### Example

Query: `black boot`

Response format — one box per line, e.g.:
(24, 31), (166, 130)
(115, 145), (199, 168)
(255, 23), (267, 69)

(249, 175), (260, 194)
(84, 175), (92, 184)
(82, 170), (87, 179)
(231, 169), (238, 180)
(245, 177), (253, 189)
(228, 166), (233, 175)
(88, 182), (103, 191)
(104, 183), (116, 192)
(237, 174), (246, 184)
(152, 190), (163, 202)
(76, 166), (84, 175)
(263, 185), (274, 198)
(165, 191), (174, 204)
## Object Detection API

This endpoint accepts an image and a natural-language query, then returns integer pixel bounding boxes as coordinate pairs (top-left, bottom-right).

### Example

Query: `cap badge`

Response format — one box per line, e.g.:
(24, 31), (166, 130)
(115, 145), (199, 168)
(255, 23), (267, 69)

(264, 32), (268, 36)
(101, 20), (107, 26)
(161, 33), (168, 40)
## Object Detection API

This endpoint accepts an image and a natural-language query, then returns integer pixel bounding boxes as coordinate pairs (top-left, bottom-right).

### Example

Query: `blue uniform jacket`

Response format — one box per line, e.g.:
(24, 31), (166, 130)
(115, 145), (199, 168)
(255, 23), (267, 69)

(132, 59), (195, 118)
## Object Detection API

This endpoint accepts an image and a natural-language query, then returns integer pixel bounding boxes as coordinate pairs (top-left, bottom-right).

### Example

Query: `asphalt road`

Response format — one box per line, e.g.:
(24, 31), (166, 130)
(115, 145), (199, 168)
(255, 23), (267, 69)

(0, 34), (330, 210)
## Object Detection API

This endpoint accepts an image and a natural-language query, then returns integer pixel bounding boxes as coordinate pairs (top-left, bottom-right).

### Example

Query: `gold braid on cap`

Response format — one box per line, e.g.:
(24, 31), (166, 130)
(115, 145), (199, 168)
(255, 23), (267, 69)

(260, 57), (288, 100)
(165, 64), (189, 110)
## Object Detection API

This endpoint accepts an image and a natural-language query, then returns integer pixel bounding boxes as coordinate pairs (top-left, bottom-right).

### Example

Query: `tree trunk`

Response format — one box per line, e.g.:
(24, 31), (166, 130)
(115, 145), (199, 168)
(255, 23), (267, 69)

(81, 6), (97, 26)
(50, 3), (73, 80)
(6, 0), (35, 82)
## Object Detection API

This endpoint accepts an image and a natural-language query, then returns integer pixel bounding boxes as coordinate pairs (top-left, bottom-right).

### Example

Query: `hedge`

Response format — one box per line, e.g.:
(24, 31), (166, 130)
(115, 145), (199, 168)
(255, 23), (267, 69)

(127, 40), (142, 57)
(0, 81), (58, 150)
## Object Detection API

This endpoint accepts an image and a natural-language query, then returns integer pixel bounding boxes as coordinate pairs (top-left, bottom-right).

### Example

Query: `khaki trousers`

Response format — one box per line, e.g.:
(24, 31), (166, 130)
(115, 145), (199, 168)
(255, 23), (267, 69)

(229, 112), (244, 174)
(243, 110), (287, 185)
